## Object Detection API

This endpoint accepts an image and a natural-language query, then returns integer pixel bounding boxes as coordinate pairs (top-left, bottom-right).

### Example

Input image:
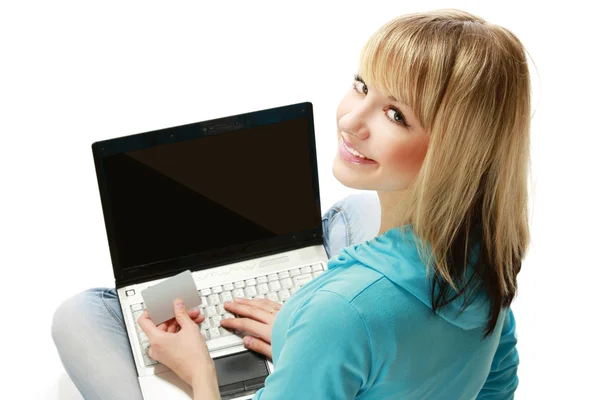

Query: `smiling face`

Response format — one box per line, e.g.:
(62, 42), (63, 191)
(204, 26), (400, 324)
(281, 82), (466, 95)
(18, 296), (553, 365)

(333, 74), (430, 192)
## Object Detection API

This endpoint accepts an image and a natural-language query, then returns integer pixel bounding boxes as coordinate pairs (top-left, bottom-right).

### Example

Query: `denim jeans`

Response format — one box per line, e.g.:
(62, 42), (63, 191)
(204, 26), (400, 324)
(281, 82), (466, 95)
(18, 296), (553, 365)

(51, 193), (380, 400)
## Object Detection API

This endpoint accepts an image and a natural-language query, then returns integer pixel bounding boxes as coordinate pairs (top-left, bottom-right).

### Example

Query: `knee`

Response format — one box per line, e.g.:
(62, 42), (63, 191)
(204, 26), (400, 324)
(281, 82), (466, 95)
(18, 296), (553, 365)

(51, 289), (98, 349)
(323, 192), (380, 249)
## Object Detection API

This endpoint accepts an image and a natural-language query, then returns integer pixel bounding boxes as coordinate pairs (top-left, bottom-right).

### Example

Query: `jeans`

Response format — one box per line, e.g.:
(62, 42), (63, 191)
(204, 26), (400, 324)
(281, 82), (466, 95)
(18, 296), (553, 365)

(51, 193), (380, 400)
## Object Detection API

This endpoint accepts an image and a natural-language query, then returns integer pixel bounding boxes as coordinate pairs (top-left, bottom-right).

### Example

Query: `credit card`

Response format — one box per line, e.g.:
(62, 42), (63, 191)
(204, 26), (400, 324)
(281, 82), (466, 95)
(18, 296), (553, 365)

(140, 270), (201, 325)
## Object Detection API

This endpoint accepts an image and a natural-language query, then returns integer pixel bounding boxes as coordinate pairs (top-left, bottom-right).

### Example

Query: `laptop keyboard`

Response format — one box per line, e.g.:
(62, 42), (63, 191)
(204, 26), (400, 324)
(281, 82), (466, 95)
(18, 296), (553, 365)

(130, 262), (326, 367)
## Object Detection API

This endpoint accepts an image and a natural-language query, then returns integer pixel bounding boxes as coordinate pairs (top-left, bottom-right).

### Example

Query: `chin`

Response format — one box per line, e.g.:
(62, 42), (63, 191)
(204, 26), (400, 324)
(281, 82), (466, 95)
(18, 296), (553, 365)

(332, 157), (375, 190)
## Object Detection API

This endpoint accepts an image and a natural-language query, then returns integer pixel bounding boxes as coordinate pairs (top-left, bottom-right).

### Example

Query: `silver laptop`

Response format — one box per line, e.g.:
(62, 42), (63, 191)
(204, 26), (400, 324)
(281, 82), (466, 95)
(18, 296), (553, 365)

(91, 102), (328, 399)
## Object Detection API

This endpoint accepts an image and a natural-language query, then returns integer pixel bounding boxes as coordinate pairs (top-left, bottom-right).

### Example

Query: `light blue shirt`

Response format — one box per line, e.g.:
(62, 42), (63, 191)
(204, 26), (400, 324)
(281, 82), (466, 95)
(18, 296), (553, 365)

(254, 225), (519, 399)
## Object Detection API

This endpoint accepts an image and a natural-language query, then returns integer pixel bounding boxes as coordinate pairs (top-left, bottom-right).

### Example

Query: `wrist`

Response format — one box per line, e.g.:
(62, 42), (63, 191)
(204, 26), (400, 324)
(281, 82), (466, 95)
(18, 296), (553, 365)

(191, 361), (218, 389)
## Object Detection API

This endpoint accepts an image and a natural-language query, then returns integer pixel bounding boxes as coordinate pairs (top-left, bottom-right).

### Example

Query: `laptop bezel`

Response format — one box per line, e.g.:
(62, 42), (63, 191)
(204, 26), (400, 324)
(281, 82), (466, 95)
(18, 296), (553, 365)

(92, 102), (323, 288)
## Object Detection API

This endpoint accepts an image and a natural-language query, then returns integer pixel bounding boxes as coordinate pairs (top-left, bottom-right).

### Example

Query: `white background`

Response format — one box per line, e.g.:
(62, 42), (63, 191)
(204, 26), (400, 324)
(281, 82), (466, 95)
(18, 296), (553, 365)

(1, 0), (599, 398)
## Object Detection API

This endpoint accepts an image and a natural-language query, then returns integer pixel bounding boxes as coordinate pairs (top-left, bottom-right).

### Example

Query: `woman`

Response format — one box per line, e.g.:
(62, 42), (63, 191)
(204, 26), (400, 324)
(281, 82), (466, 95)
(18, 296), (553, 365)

(52, 8), (530, 399)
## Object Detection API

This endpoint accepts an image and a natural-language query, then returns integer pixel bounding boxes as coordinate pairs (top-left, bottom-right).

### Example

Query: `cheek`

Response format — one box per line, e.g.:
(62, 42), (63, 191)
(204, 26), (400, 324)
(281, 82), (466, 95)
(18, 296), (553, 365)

(383, 136), (429, 175)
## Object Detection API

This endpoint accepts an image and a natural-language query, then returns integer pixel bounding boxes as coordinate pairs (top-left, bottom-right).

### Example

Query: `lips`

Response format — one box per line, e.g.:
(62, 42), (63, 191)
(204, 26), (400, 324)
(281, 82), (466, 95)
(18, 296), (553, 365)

(339, 137), (377, 165)
(342, 138), (373, 161)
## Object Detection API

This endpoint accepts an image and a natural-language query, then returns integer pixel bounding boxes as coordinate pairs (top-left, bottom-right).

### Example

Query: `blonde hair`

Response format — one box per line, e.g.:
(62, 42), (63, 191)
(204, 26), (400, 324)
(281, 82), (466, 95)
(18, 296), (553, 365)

(359, 9), (531, 336)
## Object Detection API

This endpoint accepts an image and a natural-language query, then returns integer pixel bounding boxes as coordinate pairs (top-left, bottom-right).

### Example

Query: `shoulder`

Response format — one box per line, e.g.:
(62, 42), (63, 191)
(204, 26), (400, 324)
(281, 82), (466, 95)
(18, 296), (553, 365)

(286, 288), (371, 345)
(317, 262), (388, 303)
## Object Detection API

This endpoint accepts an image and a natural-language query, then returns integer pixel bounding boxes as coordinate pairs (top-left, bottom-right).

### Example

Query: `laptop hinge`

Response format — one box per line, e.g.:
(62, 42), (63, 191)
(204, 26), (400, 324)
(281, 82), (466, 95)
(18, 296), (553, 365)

(115, 238), (324, 289)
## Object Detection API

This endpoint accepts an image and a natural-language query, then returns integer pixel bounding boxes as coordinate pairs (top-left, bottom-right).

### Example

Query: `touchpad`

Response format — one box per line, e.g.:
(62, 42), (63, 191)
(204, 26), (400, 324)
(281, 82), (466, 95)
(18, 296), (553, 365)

(214, 351), (269, 397)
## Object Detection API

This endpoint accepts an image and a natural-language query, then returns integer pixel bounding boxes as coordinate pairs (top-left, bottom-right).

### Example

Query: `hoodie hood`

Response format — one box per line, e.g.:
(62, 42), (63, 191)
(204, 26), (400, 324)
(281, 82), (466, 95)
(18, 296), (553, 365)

(327, 225), (491, 331)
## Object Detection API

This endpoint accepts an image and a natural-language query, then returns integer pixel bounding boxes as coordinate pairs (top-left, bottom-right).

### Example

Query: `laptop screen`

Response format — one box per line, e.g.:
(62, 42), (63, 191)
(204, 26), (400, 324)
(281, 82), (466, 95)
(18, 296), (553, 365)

(100, 115), (321, 274)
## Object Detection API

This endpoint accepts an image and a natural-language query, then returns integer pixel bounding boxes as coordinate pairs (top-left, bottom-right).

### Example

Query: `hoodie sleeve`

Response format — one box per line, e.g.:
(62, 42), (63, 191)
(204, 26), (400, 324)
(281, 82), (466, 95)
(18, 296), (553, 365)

(252, 290), (371, 400)
(476, 308), (520, 399)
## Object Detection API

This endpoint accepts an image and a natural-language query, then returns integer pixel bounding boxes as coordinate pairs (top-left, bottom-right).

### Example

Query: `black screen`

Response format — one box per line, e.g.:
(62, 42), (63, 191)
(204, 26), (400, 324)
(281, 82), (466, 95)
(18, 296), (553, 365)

(102, 117), (320, 271)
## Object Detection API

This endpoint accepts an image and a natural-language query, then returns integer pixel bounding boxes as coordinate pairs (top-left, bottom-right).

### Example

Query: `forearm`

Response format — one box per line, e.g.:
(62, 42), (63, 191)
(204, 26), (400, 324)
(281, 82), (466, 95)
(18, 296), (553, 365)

(192, 364), (221, 400)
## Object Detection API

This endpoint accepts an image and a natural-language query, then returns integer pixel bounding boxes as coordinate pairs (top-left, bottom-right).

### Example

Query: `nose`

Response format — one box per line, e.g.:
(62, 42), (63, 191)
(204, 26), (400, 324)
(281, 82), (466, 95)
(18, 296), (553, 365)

(338, 107), (370, 140)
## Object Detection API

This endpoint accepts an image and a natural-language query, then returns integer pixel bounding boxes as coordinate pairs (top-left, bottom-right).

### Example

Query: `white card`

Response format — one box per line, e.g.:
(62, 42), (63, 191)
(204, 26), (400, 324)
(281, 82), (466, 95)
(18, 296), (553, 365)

(140, 270), (201, 325)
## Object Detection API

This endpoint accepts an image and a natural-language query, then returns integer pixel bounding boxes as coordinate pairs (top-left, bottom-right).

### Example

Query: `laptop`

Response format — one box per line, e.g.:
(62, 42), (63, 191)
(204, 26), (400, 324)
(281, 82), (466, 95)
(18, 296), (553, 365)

(91, 102), (329, 399)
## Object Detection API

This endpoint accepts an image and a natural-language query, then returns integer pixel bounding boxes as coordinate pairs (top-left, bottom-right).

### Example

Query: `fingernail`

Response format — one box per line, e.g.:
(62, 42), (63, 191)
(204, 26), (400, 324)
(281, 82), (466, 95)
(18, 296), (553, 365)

(176, 301), (185, 308)
(244, 336), (252, 345)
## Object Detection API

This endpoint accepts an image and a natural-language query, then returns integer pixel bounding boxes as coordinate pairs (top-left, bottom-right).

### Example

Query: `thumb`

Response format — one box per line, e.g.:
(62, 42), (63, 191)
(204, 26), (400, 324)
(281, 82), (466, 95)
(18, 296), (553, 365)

(173, 298), (194, 328)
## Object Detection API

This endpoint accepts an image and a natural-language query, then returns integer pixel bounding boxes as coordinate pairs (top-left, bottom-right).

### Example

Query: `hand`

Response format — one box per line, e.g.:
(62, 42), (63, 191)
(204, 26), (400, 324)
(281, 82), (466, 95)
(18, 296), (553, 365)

(137, 299), (218, 388)
(220, 297), (282, 360)
(155, 308), (204, 333)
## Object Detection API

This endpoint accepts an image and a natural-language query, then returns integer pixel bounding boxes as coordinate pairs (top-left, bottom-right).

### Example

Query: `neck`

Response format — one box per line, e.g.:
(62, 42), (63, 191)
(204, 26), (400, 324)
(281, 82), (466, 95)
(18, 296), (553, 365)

(376, 190), (411, 235)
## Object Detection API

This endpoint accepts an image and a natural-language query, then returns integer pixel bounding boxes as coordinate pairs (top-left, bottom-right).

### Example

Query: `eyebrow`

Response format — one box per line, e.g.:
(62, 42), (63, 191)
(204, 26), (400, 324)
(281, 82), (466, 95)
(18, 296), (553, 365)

(355, 74), (409, 107)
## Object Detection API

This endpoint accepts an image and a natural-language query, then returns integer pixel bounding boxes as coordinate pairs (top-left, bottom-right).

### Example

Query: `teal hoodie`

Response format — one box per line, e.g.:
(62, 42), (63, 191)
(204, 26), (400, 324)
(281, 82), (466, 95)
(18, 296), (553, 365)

(254, 226), (519, 399)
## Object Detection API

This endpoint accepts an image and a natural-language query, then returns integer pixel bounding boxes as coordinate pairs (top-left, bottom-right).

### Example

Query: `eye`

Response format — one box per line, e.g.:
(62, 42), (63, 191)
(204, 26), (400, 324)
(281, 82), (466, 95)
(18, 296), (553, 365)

(352, 75), (368, 95)
(385, 107), (408, 127)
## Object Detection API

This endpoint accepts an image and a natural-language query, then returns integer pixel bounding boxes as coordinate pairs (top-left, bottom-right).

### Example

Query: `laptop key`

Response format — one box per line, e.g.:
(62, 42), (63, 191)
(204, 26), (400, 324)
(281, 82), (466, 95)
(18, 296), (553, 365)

(211, 315), (222, 326)
(293, 274), (313, 287)
(234, 281), (245, 289)
(200, 296), (208, 307)
(206, 334), (244, 352)
(220, 382), (245, 397)
(268, 281), (282, 292)
(143, 354), (158, 366)
(281, 277), (293, 289)
(244, 286), (258, 297)
(208, 294), (220, 306)
(200, 319), (211, 330)
(278, 271), (290, 279)
(257, 283), (270, 295)
(221, 291), (233, 303)
(244, 376), (266, 391)
(140, 342), (150, 356)
(138, 330), (148, 343)
(205, 306), (218, 317)
(279, 290), (291, 301)
(220, 326), (233, 336)
(208, 327), (221, 339)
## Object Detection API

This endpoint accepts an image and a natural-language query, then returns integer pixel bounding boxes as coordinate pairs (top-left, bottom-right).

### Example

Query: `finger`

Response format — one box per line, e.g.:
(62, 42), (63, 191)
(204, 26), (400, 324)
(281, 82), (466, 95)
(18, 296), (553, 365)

(157, 322), (168, 332)
(138, 310), (166, 341)
(188, 308), (202, 323)
(167, 321), (178, 333)
(232, 297), (283, 314)
(219, 317), (272, 343)
(192, 314), (205, 324)
(243, 335), (273, 360)
(224, 301), (275, 323)
(173, 298), (195, 329)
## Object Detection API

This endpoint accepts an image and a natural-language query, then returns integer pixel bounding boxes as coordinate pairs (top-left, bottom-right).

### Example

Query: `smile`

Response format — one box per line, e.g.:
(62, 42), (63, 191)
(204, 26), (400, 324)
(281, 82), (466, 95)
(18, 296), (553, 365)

(343, 140), (372, 160)
(339, 138), (377, 165)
